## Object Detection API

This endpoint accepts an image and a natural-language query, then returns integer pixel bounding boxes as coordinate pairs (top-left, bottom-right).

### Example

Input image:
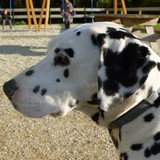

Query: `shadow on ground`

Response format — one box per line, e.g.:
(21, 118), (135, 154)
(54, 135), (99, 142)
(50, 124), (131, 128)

(0, 45), (47, 56)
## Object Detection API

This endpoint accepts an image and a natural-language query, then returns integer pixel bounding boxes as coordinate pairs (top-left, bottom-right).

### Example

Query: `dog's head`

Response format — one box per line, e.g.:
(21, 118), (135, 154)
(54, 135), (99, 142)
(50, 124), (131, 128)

(3, 22), (160, 121)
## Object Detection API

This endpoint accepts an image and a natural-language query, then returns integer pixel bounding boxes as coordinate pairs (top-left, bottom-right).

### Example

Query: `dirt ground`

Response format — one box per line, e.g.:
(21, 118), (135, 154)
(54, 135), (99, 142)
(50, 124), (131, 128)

(0, 28), (118, 160)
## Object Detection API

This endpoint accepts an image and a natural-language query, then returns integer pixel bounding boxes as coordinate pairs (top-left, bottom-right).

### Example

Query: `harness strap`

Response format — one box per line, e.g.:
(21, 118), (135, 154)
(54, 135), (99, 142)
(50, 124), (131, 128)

(109, 88), (160, 128)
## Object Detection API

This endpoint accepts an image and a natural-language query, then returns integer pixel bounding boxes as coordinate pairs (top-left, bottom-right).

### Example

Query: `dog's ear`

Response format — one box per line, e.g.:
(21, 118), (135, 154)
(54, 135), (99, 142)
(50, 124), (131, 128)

(96, 34), (107, 49)
(97, 33), (156, 111)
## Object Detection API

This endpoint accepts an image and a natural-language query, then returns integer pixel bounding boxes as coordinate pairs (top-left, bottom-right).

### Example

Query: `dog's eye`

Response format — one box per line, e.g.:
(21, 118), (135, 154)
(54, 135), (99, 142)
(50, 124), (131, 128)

(54, 54), (70, 66)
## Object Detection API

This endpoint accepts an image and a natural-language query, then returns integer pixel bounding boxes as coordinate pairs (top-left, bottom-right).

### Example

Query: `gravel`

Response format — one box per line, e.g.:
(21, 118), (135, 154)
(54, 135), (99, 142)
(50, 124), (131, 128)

(0, 25), (118, 160)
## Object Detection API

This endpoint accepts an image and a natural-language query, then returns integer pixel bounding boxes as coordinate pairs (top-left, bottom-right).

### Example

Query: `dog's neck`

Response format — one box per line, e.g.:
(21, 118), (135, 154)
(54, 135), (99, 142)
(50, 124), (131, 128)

(78, 61), (160, 125)
(78, 87), (160, 160)
(109, 103), (160, 159)
(78, 61), (160, 159)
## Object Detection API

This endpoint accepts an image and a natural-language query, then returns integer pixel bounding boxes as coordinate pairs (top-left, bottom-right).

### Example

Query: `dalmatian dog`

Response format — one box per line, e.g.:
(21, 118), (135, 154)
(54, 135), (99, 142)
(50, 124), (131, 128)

(3, 22), (160, 160)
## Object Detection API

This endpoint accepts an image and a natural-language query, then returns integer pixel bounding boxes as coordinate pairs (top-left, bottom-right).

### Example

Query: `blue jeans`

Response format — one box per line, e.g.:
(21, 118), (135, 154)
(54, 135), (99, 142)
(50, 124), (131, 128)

(2, 18), (12, 29)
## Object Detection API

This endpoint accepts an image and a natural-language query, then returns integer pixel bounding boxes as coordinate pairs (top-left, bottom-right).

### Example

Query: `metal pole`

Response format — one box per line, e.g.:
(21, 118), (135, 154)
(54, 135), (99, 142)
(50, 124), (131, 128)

(84, 6), (86, 23)
(91, 0), (93, 15)
(73, 0), (75, 8)
(91, 0), (94, 22)
(10, 0), (14, 25)
(62, 0), (65, 23)
(10, 0), (12, 10)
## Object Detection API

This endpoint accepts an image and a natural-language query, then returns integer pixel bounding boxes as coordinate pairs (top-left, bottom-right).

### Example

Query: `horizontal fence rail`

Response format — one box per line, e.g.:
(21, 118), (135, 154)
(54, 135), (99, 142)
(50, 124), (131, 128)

(5, 7), (160, 23)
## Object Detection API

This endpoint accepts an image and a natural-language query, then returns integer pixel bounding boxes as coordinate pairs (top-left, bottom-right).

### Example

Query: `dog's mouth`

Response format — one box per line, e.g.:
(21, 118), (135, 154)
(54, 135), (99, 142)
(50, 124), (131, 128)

(50, 111), (63, 117)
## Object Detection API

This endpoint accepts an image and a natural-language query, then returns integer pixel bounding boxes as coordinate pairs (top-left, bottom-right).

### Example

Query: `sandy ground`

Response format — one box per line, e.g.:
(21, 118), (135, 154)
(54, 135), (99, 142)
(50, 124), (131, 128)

(0, 25), (118, 160)
(0, 24), (160, 160)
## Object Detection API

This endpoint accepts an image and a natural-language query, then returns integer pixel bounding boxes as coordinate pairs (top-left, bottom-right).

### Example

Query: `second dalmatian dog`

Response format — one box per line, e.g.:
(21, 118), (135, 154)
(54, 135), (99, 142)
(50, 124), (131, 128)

(3, 22), (160, 160)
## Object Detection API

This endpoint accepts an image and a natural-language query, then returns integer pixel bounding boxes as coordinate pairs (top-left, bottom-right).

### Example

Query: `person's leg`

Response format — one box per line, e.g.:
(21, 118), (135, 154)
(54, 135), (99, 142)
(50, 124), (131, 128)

(2, 19), (6, 30)
(8, 19), (12, 29)
(65, 21), (70, 29)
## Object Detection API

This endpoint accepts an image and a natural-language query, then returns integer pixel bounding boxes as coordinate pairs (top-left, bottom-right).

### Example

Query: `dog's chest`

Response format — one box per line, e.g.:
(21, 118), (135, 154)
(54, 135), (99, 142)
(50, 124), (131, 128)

(110, 106), (160, 160)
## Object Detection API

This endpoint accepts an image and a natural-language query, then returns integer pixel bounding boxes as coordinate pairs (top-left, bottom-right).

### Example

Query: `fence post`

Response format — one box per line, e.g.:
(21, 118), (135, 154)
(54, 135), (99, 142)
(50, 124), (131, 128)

(84, 7), (86, 23)
(139, 8), (142, 15)
(44, 0), (50, 31)
(12, 8), (15, 26)
(25, 0), (32, 30)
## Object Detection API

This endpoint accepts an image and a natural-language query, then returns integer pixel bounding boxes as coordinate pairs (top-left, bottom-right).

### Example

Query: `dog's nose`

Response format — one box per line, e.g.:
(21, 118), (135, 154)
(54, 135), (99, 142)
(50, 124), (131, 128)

(3, 79), (18, 99)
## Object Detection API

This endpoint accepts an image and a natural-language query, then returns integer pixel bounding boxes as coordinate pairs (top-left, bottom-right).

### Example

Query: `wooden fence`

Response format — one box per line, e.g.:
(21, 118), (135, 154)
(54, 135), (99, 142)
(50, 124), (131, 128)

(7, 7), (160, 24)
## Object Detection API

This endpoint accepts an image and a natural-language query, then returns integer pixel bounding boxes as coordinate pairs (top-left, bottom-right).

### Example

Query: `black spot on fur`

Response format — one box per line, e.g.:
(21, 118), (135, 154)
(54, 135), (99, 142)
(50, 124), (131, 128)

(69, 100), (79, 108)
(120, 152), (128, 160)
(56, 79), (61, 83)
(106, 27), (117, 33)
(108, 30), (135, 39)
(103, 42), (149, 87)
(154, 132), (160, 141)
(33, 85), (40, 94)
(103, 48), (114, 67)
(142, 61), (156, 73)
(87, 93), (99, 105)
(119, 128), (122, 141)
(104, 43), (149, 69)
(150, 142), (160, 155)
(55, 48), (60, 53)
(144, 143), (160, 157)
(131, 144), (143, 151)
(144, 113), (154, 122)
(99, 108), (105, 119)
(63, 69), (69, 78)
(138, 46), (151, 56)
(108, 128), (112, 135)
(91, 112), (99, 124)
(157, 63), (160, 71)
(139, 76), (147, 86)
(96, 34), (106, 48)
(103, 79), (119, 96)
(141, 85), (145, 90)
(91, 93), (97, 99)
(91, 34), (97, 46)
(98, 77), (102, 90)
(64, 48), (74, 57)
(76, 31), (81, 36)
(41, 88), (47, 96)
(112, 136), (119, 149)
(124, 92), (132, 98)
(54, 54), (70, 66)
(25, 70), (34, 76)
(144, 148), (151, 158)
(154, 96), (160, 108)
(147, 87), (153, 97)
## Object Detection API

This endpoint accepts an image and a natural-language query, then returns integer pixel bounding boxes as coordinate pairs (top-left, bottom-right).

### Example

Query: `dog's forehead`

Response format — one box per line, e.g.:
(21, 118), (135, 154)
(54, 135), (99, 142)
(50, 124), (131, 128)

(48, 22), (122, 51)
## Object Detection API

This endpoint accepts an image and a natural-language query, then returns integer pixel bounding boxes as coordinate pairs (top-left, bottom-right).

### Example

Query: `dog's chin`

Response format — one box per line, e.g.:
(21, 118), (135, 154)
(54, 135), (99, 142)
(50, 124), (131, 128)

(11, 100), (69, 118)
(11, 102), (49, 118)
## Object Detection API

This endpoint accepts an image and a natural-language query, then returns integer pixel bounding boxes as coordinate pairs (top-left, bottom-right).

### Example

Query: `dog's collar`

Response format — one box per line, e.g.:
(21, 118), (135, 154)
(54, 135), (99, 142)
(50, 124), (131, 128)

(109, 88), (160, 129)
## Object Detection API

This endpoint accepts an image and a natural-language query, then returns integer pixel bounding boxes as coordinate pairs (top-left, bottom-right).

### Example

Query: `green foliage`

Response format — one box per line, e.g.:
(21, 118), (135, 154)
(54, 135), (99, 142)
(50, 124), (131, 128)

(14, 20), (26, 25)
(154, 23), (160, 30)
